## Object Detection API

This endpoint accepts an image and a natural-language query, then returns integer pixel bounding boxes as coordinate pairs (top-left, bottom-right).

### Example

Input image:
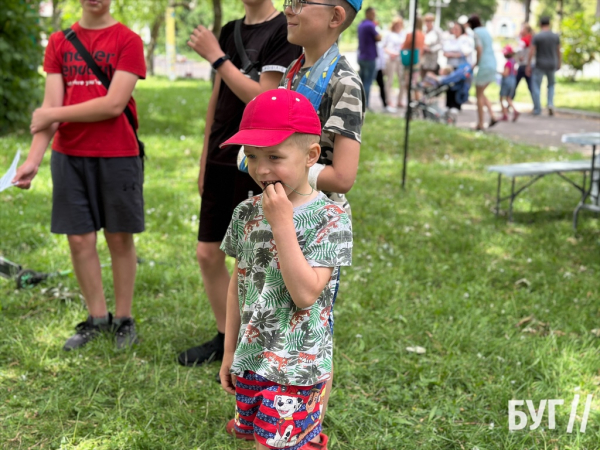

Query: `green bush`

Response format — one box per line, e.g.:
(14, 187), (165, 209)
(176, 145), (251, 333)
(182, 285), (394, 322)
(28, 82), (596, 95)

(0, 1), (43, 135)
(561, 12), (599, 81)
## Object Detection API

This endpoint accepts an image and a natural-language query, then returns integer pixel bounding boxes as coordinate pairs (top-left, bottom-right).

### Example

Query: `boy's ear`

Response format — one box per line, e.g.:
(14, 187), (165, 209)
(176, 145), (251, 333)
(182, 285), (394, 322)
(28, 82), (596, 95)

(306, 142), (321, 167)
(330, 6), (346, 30)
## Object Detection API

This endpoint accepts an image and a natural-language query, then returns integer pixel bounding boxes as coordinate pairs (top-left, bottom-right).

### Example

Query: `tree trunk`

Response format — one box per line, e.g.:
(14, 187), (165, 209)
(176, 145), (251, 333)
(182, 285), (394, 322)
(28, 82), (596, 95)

(51, 0), (63, 31)
(558, 0), (564, 27)
(212, 0), (223, 39)
(524, 0), (532, 23)
(146, 14), (165, 77)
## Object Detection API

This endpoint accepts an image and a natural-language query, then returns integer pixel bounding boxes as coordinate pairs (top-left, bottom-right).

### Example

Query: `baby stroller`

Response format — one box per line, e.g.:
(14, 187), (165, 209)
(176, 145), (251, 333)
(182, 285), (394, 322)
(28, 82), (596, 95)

(409, 63), (473, 125)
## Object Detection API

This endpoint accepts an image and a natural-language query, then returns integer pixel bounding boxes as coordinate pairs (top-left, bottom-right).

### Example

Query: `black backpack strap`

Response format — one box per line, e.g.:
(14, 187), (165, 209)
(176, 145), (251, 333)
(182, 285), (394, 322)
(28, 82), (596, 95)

(233, 20), (260, 81)
(62, 28), (144, 158)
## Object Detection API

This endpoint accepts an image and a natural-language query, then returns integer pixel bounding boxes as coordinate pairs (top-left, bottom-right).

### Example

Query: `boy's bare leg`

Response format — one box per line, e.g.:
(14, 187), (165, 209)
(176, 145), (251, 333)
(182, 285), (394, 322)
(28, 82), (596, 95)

(197, 241), (229, 333)
(68, 232), (107, 318)
(104, 231), (137, 318)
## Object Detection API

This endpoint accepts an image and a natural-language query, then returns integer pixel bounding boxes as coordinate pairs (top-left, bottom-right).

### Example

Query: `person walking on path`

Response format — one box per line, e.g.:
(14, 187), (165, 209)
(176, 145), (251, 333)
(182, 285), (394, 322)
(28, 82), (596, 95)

(178, 0), (302, 370)
(500, 45), (519, 122)
(527, 16), (561, 116)
(421, 13), (443, 79)
(12, 0), (146, 350)
(513, 23), (534, 101)
(357, 6), (381, 108)
(469, 14), (498, 130)
(382, 16), (406, 110)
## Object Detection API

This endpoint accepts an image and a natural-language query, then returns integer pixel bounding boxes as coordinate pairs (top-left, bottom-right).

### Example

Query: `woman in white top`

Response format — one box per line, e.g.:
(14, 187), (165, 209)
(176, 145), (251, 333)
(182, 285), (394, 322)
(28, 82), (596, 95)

(443, 22), (474, 110)
(382, 16), (407, 110)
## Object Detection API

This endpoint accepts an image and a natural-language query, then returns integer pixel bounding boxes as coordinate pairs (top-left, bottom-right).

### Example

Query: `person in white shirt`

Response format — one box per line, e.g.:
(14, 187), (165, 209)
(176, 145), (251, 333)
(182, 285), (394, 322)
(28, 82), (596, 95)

(421, 13), (443, 79)
(443, 21), (474, 110)
(382, 16), (407, 110)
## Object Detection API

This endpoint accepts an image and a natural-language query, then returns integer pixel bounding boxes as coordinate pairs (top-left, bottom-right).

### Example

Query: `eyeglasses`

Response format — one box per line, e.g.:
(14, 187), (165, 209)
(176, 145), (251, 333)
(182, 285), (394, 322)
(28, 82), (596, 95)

(283, 0), (338, 15)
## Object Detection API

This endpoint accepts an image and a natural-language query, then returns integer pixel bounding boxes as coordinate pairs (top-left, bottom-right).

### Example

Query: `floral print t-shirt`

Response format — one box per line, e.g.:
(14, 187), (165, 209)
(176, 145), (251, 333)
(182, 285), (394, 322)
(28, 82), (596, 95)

(221, 192), (353, 386)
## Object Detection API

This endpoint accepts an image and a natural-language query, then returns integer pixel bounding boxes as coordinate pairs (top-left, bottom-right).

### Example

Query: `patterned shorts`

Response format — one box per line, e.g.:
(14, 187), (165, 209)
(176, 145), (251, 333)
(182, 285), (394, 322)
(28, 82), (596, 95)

(234, 371), (326, 449)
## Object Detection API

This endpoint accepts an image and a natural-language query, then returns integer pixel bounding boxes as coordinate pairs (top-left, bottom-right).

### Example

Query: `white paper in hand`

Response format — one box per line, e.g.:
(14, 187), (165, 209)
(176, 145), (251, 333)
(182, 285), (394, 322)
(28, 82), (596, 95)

(0, 150), (21, 192)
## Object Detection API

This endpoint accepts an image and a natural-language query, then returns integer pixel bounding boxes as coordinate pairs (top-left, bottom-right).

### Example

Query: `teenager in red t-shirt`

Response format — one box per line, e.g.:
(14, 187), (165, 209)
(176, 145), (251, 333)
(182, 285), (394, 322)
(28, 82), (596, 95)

(13, 0), (146, 350)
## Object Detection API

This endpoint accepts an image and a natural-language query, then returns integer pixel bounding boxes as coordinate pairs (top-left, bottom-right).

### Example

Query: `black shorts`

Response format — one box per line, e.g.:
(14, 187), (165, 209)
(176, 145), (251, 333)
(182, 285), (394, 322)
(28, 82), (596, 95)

(50, 151), (144, 235)
(198, 162), (259, 242)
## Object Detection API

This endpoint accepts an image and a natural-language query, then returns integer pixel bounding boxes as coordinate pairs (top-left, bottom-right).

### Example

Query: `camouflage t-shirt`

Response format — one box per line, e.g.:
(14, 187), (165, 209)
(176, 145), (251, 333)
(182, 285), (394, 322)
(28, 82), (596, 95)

(221, 192), (353, 386)
(280, 55), (365, 166)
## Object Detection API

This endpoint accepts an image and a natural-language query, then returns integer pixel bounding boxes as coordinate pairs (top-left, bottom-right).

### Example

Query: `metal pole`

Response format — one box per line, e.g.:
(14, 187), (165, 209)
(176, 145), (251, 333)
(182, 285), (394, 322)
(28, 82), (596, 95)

(402, 0), (419, 189)
(435, 4), (441, 29)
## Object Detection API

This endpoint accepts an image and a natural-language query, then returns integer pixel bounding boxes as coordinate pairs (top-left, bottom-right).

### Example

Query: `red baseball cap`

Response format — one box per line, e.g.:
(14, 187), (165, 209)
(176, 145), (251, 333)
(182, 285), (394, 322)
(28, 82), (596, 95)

(220, 89), (321, 148)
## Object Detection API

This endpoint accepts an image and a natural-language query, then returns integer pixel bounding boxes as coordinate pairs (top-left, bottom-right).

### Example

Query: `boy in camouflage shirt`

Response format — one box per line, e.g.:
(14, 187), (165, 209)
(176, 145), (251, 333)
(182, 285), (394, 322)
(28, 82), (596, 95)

(219, 90), (352, 450)
(280, 0), (365, 216)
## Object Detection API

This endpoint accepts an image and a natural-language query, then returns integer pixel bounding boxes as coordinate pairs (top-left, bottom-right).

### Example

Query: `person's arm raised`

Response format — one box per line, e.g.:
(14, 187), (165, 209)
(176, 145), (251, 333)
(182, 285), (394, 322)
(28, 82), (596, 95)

(13, 73), (64, 189)
(187, 25), (282, 104)
(262, 184), (334, 309)
(29, 70), (140, 133)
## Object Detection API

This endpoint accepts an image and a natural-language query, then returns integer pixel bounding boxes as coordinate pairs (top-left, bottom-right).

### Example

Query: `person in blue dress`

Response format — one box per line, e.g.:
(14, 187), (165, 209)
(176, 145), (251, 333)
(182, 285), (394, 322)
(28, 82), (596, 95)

(468, 15), (498, 130)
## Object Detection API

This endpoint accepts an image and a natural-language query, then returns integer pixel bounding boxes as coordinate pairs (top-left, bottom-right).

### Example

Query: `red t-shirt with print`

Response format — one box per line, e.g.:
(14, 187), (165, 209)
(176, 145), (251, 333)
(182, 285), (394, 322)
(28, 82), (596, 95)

(43, 22), (146, 157)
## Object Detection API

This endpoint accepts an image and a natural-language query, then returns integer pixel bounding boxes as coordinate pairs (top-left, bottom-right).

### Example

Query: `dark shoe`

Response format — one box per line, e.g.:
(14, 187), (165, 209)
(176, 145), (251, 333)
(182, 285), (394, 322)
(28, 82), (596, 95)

(488, 118), (500, 128)
(63, 313), (113, 351)
(548, 106), (554, 116)
(178, 333), (224, 367)
(512, 111), (520, 122)
(115, 318), (139, 349)
(225, 418), (254, 441)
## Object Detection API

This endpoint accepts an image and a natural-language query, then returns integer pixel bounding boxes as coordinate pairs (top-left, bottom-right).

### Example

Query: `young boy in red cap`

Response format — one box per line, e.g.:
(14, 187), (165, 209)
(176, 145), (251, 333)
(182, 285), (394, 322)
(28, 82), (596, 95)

(219, 89), (352, 450)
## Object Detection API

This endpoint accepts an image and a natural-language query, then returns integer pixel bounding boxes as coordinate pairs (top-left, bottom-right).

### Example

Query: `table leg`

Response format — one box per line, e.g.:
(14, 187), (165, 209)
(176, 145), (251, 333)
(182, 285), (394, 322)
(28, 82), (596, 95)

(496, 174), (502, 216)
(509, 177), (515, 222)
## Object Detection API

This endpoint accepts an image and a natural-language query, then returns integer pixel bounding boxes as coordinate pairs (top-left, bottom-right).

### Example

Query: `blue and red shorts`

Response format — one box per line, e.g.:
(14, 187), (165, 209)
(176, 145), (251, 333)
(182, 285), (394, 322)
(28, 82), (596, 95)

(234, 371), (326, 449)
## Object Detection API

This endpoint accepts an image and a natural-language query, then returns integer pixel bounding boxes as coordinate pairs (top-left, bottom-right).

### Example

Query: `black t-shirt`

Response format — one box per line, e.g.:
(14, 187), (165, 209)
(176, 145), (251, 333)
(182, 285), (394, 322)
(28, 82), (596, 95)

(208, 13), (303, 166)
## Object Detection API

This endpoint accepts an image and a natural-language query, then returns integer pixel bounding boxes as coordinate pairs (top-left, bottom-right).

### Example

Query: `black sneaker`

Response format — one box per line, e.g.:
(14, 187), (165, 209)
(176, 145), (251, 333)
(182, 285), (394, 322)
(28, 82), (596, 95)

(115, 318), (139, 349)
(178, 333), (224, 367)
(63, 313), (113, 351)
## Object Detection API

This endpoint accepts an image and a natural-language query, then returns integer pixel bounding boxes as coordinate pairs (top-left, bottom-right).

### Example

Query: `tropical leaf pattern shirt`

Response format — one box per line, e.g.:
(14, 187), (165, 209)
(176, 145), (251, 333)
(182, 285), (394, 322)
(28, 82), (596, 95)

(221, 192), (353, 386)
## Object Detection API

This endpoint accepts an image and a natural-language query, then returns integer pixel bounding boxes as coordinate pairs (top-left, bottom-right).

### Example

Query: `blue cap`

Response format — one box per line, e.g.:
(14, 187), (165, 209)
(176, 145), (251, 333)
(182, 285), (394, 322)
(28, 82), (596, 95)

(345, 0), (362, 12)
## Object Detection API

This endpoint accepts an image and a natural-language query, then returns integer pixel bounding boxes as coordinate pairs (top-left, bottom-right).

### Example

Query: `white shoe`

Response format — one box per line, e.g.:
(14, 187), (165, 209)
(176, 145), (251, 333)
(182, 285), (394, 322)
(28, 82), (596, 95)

(385, 106), (398, 113)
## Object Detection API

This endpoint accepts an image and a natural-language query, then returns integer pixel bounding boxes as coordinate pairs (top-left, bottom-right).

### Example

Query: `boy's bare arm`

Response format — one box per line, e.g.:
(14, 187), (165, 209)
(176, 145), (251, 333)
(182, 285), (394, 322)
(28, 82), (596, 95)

(199, 73), (221, 196)
(316, 135), (359, 193)
(262, 184), (334, 309)
(13, 74), (64, 189)
(29, 70), (140, 133)
(187, 25), (283, 104)
(220, 260), (241, 395)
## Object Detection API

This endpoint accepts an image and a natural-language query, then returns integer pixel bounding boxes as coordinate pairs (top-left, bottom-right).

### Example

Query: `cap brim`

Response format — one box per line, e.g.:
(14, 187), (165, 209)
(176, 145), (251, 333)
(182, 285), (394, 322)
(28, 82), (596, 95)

(220, 129), (295, 148)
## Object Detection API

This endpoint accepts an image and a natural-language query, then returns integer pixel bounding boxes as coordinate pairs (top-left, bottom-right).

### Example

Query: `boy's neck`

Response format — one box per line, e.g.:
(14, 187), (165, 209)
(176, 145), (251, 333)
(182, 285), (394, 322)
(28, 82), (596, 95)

(244, 1), (277, 25)
(288, 183), (319, 208)
(79, 11), (117, 29)
(303, 38), (339, 68)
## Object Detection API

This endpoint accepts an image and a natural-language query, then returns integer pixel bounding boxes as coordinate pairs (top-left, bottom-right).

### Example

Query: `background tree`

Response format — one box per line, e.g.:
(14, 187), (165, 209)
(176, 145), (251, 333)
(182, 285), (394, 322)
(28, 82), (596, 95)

(560, 12), (599, 80)
(0, 0), (43, 134)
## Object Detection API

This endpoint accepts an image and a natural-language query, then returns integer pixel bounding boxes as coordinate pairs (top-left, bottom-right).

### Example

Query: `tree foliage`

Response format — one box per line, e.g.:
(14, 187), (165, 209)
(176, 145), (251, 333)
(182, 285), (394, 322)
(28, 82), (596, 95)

(0, 0), (43, 135)
(560, 12), (599, 80)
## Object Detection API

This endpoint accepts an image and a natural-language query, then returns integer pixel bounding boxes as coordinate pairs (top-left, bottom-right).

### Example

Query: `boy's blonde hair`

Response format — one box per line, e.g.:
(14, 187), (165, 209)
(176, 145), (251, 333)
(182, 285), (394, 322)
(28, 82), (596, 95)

(288, 133), (320, 151)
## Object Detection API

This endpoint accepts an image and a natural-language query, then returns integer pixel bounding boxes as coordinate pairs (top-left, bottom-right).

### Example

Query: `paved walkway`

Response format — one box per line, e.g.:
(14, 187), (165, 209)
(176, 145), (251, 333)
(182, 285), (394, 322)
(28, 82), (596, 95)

(368, 86), (600, 154)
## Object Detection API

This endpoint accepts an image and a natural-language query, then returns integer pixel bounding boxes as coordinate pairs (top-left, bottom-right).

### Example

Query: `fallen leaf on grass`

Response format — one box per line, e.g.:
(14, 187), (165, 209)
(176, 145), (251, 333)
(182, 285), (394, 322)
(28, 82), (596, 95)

(591, 329), (600, 337)
(516, 315), (533, 327)
(406, 346), (426, 354)
(514, 278), (531, 288)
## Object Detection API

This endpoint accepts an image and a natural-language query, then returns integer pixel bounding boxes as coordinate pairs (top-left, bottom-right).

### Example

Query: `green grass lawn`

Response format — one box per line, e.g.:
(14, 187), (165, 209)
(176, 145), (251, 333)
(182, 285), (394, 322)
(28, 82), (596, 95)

(474, 77), (600, 114)
(1, 78), (599, 449)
